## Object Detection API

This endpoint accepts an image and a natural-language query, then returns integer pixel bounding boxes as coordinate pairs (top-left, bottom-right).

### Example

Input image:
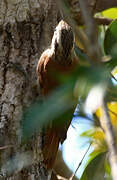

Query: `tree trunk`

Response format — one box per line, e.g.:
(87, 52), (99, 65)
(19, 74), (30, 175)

(0, 0), (60, 179)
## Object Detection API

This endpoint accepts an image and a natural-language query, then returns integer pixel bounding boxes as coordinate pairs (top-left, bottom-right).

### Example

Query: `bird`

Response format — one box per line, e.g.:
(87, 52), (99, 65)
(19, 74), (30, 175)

(36, 20), (78, 170)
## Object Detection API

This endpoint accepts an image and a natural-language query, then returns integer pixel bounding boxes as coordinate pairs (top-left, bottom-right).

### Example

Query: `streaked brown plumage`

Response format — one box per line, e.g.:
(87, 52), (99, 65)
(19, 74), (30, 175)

(37, 20), (78, 169)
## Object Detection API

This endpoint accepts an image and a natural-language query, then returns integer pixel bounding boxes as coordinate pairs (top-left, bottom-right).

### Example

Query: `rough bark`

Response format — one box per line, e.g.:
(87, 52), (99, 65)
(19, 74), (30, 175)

(0, 0), (60, 179)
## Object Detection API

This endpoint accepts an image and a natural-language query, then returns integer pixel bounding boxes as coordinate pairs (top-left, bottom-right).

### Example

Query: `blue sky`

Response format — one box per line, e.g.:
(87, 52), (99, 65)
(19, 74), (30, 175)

(62, 116), (93, 178)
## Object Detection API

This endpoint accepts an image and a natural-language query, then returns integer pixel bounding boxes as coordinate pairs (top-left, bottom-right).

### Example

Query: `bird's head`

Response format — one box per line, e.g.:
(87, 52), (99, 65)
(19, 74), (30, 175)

(51, 20), (74, 61)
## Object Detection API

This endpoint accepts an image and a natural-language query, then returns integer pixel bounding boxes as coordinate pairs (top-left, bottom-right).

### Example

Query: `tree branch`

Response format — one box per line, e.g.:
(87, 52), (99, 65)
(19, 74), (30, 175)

(94, 17), (113, 25)
(69, 143), (91, 180)
(78, 0), (102, 63)
(95, 0), (117, 13)
(59, 0), (116, 26)
(100, 101), (117, 180)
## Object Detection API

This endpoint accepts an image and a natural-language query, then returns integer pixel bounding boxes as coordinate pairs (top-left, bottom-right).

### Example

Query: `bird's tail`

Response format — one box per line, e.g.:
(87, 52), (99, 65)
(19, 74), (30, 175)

(42, 128), (60, 169)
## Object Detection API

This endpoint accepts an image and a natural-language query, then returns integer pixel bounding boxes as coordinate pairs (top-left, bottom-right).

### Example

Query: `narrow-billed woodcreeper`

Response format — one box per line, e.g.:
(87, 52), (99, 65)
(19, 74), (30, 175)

(36, 20), (78, 169)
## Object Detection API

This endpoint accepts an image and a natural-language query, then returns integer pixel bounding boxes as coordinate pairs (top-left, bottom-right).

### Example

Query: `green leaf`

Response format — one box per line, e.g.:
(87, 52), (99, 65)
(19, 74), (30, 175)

(21, 66), (110, 141)
(105, 158), (112, 180)
(80, 152), (106, 180)
(21, 79), (76, 141)
(104, 19), (117, 55)
(104, 57), (117, 70)
(104, 19), (117, 70)
(74, 66), (110, 100)
(102, 8), (117, 19)
(81, 128), (95, 138)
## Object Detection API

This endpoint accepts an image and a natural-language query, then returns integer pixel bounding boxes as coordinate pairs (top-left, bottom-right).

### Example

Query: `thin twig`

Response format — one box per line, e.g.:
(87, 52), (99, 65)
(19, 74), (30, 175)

(111, 73), (117, 82)
(108, 108), (117, 118)
(57, 175), (68, 180)
(0, 145), (13, 150)
(69, 143), (91, 180)
(95, 17), (113, 25)
(78, 0), (101, 63)
(52, 170), (68, 180)
(94, 0), (117, 13)
(101, 101), (117, 180)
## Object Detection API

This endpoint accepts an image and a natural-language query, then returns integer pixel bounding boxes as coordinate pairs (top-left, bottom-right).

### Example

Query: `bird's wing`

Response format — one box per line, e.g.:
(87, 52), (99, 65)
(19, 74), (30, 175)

(36, 49), (54, 95)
